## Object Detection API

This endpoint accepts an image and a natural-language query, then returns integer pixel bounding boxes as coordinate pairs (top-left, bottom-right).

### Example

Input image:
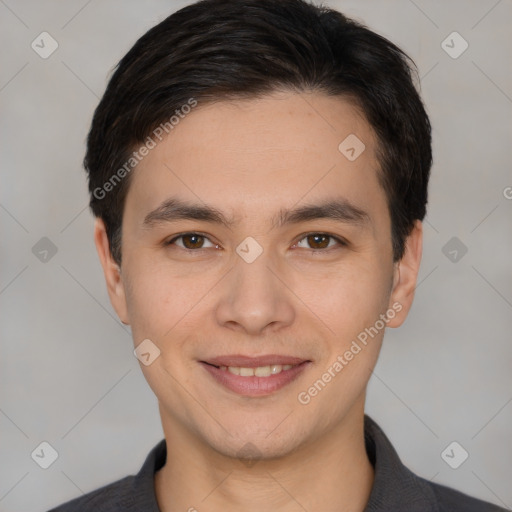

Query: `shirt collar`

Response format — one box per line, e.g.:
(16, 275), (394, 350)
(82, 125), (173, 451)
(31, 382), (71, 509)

(363, 415), (438, 511)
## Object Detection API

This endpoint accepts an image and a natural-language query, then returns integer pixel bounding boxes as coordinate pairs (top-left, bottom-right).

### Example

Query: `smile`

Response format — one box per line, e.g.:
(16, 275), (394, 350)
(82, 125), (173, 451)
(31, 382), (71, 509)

(200, 356), (311, 396)
(217, 364), (295, 377)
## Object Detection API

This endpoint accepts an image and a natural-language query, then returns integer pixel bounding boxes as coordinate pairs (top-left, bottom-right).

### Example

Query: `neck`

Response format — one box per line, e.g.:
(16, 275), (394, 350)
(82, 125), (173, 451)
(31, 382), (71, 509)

(155, 407), (373, 512)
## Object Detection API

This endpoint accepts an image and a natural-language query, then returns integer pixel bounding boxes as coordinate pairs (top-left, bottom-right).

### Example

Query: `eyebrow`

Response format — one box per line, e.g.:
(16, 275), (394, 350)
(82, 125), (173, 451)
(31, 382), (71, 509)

(142, 196), (370, 230)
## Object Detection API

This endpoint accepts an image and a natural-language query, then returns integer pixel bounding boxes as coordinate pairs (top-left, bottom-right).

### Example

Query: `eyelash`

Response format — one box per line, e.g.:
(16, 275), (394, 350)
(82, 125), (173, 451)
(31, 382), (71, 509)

(165, 232), (347, 252)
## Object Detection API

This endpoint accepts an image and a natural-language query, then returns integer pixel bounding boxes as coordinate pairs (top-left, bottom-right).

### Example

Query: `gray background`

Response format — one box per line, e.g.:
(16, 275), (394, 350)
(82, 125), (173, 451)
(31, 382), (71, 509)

(1, 0), (511, 510)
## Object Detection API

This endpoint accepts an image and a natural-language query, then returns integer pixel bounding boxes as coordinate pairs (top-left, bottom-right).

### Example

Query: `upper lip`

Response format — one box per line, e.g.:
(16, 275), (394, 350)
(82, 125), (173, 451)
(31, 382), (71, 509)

(202, 355), (309, 368)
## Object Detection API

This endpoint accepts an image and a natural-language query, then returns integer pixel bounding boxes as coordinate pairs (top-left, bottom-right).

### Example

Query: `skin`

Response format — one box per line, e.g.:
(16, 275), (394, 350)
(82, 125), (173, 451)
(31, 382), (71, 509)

(94, 91), (422, 512)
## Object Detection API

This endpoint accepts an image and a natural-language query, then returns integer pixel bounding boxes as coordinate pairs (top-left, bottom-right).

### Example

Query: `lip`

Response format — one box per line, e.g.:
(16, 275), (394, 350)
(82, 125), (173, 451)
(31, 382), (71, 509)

(200, 356), (311, 397)
(203, 354), (308, 368)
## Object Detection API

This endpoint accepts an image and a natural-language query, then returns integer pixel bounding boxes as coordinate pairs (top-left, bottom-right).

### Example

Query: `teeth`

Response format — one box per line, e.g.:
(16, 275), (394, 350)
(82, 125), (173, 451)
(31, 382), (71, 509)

(254, 365), (270, 377)
(240, 367), (254, 377)
(221, 364), (295, 377)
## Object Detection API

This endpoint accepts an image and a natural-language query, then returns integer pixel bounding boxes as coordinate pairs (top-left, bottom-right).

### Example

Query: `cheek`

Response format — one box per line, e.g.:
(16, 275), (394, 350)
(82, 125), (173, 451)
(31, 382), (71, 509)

(293, 269), (389, 417)
(123, 257), (222, 362)
(290, 261), (392, 338)
(124, 265), (202, 398)
(122, 261), (190, 341)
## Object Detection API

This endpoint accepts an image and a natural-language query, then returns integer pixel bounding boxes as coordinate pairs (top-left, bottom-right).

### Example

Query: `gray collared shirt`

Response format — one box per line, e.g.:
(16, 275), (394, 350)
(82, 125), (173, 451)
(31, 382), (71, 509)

(48, 415), (508, 511)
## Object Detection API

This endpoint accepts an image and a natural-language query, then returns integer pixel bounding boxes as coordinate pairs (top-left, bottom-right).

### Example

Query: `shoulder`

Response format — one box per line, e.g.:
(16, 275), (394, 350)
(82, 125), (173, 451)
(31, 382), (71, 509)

(47, 476), (139, 511)
(47, 439), (165, 511)
(363, 416), (507, 511)
(425, 477), (507, 511)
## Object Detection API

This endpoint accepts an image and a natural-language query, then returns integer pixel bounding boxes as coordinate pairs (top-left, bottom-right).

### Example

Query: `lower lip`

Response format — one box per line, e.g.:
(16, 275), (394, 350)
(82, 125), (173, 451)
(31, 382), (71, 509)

(200, 362), (310, 397)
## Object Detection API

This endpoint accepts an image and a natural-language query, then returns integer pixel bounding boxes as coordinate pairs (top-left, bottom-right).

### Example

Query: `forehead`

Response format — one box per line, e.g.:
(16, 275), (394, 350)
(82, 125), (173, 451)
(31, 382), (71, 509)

(124, 91), (385, 226)
(163, 92), (375, 161)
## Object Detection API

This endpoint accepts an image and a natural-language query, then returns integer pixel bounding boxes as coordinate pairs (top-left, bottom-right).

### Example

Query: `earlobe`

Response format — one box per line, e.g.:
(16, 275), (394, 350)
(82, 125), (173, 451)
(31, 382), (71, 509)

(387, 220), (423, 328)
(93, 218), (130, 325)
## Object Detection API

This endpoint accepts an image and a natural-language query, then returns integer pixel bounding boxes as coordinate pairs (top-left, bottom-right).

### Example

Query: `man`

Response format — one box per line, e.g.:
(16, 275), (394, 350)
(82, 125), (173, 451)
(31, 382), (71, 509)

(49, 0), (506, 510)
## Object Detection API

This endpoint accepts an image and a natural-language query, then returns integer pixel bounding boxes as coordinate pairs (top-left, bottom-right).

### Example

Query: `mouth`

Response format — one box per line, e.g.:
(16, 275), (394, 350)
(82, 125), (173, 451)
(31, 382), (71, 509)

(200, 355), (311, 396)
(212, 363), (296, 377)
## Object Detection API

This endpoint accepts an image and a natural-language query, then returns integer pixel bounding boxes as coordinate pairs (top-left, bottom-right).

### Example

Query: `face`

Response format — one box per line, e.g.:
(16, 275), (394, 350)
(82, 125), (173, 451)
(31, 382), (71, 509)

(95, 91), (422, 460)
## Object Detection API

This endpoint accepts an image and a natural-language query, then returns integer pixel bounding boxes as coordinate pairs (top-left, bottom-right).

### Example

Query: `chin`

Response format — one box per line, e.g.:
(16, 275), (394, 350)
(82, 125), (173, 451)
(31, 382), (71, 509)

(211, 433), (302, 462)
(199, 412), (311, 460)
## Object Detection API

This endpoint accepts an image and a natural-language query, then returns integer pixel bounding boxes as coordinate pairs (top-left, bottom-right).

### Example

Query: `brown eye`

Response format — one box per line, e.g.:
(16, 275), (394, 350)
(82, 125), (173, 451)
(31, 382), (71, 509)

(306, 234), (330, 249)
(181, 234), (205, 249)
(167, 233), (216, 250)
(294, 233), (345, 251)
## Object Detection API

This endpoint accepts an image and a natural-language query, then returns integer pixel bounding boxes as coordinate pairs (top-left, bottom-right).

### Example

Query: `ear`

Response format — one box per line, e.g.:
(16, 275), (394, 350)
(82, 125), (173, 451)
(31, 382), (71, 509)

(93, 218), (130, 325)
(386, 220), (423, 328)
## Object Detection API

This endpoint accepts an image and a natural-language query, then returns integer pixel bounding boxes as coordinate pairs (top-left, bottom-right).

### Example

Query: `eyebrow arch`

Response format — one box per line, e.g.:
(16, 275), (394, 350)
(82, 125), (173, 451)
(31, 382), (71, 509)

(142, 196), (370, 230)
(143, 197), (234, 229)
(272, 199), (370, 229)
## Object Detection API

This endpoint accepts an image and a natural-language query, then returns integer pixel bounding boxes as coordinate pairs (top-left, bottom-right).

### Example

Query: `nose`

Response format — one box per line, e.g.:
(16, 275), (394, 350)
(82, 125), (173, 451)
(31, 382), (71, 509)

(214, 250), (295, 336)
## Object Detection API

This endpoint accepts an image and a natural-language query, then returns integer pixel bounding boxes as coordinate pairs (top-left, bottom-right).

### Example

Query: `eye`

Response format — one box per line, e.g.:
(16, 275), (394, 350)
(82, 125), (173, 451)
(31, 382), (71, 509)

(166, 232), (218, 250)
(293, 233), (346, 251)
